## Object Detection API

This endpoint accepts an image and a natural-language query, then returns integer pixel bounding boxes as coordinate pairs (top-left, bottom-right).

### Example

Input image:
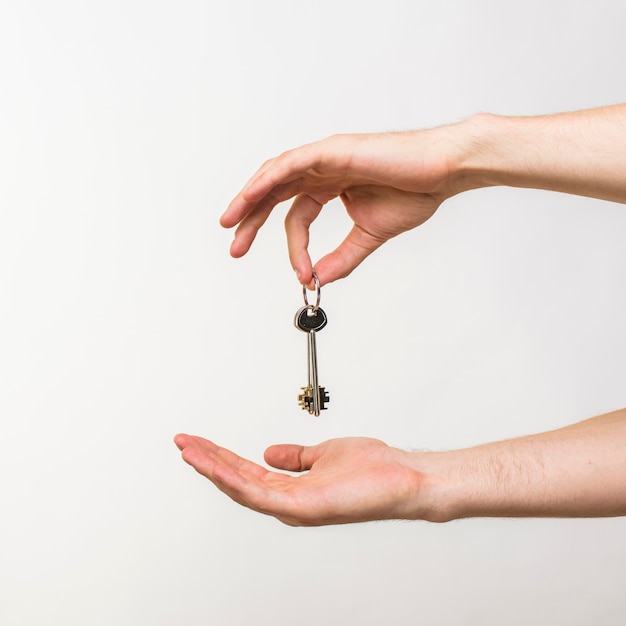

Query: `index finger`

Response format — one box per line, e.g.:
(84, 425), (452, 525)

(220, 143), (321, 228)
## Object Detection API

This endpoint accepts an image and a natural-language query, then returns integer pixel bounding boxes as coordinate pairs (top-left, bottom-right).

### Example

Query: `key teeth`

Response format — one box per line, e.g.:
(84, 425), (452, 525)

(319, 387), (330, 409)
(298, 386), (330, 414)
(298, 386), (313, 411)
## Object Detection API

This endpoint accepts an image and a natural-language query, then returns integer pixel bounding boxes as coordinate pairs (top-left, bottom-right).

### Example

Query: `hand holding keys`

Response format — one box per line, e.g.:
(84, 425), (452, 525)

(294, 272), (330, 416)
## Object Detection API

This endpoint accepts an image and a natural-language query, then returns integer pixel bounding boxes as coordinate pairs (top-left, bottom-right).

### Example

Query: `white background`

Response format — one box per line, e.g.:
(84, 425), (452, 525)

(2, 1), (626, 624)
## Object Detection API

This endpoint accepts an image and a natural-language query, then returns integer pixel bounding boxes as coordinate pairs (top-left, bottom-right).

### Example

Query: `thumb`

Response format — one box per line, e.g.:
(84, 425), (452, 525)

(314, 224), (385, 285)
(264, 443), (323, 472)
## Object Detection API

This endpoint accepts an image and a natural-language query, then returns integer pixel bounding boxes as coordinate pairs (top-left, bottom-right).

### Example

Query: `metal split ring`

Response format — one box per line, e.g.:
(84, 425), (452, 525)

(302, 270), (321, 311)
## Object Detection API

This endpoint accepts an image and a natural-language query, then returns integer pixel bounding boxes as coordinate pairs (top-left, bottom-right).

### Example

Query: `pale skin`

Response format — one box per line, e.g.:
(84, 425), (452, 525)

(175, 104), (626, 525)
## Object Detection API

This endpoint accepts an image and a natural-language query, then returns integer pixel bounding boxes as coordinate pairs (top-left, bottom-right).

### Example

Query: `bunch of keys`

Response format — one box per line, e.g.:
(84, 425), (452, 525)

(294, 271), (330, 416)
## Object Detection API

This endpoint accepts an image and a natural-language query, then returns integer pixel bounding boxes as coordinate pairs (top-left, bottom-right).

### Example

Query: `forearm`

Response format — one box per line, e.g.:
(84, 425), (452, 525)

(417, 408), (626, 522)
(452, 104), (626, 204)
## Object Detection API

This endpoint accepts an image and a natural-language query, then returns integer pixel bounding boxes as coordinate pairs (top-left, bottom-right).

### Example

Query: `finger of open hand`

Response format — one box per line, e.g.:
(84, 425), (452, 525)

(264, 443), (325, 472)
(223, 471), (322, 524)
(189, 453), (305, 520)
(177, 435), (270, 481)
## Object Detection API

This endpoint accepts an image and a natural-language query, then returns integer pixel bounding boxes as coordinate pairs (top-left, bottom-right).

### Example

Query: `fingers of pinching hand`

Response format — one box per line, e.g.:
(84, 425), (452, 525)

(242, 142), (321, 205)
(220, 157), (280, 228)
(221, 144), (315, 230)
(227, 180), (306, 257)
(284, 193), (323, 284)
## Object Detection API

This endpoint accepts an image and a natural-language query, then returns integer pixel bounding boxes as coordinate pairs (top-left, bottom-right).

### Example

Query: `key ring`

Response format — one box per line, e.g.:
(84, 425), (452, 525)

(302, 270), (321, 312)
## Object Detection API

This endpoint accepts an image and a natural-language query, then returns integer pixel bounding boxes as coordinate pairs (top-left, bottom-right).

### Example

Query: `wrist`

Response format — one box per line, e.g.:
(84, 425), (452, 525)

(445, 112), (512, 194)
(402, 449), (469, 523)
(423, 113), (505, 199)
(404, 441), (546, 522)
(449, 106), (626, 203)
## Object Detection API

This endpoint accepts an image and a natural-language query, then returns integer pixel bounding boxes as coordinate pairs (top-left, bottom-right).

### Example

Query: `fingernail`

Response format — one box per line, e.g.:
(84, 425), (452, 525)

(294, 269), (302, 282)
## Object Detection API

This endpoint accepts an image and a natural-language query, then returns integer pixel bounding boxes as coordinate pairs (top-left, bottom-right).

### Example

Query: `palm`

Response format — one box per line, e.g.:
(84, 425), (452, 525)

(342, 184), (441, 243)
(175, 435), (421, 526)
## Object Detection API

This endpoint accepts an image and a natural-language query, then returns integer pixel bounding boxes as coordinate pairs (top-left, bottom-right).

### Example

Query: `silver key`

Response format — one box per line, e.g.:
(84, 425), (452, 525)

(295, 305), (329, 415)
(294, 272), (330, 416)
